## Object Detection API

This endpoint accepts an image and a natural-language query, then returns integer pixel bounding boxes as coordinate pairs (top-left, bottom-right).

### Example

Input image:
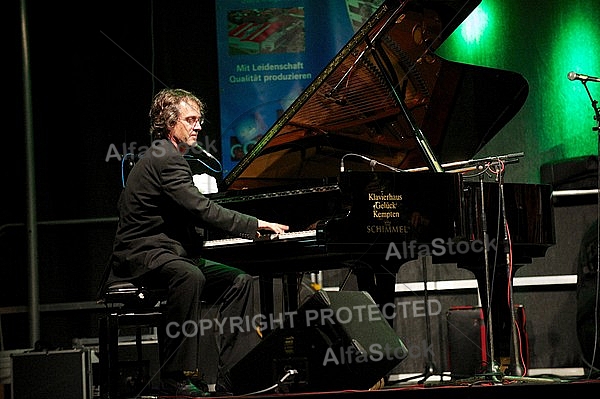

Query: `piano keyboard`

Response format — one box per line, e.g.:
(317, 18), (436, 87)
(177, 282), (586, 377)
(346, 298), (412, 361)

(203, 229), (316, 248)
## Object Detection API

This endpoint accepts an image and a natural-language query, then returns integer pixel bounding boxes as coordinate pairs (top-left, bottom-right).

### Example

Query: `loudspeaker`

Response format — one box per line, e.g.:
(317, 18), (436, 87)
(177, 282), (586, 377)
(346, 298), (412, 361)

(229, 290), (408, 394)
(576, 219), (599, 369)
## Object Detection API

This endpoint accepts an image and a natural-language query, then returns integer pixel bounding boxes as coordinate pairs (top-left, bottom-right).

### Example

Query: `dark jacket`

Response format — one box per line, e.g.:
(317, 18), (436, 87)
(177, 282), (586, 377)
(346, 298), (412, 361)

(109, 139), (258, 280)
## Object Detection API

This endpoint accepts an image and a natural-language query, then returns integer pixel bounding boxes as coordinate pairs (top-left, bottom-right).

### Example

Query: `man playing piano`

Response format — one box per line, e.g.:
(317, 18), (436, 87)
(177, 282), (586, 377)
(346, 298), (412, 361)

(108, 88), (289, 397)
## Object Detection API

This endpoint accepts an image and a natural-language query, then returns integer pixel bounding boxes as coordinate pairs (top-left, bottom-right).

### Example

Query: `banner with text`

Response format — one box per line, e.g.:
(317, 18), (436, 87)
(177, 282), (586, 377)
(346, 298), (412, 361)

(215, 0), (383, 175)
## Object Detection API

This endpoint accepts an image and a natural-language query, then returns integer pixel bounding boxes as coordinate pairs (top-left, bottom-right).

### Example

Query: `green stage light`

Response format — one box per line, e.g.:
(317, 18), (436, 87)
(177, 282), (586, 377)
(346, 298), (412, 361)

(459, 3), (488, 45)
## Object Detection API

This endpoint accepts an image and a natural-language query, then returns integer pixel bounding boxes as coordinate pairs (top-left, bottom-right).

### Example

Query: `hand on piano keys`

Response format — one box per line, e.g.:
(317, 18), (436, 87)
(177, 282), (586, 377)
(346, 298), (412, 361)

(203, 229), (316, 248)
(257, 220), (289, 235)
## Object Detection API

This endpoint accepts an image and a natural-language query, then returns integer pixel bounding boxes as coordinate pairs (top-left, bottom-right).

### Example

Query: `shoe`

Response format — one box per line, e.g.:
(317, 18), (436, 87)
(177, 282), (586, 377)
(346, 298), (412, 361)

(161, 376), (211, 397)
(211, 383), (233, 397)
(369, 377), (385, 390)
(186, 370), (210, 393)
(214, 371), (234, 396)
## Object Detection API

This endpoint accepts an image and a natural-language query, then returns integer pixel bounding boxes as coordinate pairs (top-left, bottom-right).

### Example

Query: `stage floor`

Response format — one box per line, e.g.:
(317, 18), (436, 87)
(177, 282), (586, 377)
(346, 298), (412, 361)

(147, 374), (600, 399)
(223, 379), (600, 399)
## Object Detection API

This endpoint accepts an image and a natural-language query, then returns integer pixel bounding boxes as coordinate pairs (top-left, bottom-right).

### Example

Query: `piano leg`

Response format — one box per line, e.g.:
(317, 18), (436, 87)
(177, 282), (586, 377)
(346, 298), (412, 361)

(344, 259), (400, 327)
(257, 275), (274, 333)
(472, 259), (525, 376)
(282, 273), (299, 314)
(256, 272), (300, 335)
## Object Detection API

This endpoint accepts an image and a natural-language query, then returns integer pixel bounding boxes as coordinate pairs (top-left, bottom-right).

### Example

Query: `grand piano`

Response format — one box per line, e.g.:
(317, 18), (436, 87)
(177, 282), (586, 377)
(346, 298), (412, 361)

(203, 0), (555, 375)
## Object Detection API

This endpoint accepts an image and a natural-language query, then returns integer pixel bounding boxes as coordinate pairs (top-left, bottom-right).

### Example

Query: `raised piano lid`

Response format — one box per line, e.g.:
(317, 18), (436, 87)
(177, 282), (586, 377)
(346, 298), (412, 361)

(217, 0), (529, 193)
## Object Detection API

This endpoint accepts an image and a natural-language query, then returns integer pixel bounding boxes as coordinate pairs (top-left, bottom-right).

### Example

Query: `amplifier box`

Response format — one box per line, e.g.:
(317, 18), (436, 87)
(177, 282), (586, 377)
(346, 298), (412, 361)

(11, 349), (92, 399)
(446, 306), (487, 378)
(540, 155), (597, 190)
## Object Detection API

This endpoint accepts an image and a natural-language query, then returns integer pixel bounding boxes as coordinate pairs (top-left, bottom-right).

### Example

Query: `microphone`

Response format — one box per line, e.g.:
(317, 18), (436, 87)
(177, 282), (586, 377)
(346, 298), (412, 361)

(194, 143), (219, 162)
(340, 153), (404, 173)
(567, 71), (600, 83)
(181, 141), (223, 173)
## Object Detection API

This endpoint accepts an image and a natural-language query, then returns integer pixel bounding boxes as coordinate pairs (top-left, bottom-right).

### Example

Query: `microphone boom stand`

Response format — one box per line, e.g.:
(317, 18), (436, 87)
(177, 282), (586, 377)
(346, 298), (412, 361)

(579, 79), (600, 376)
(393, 255), (441, 385)
(478, 171), (498, 378)
(418, 255), (436, 383)
(498, 168), (524, 377)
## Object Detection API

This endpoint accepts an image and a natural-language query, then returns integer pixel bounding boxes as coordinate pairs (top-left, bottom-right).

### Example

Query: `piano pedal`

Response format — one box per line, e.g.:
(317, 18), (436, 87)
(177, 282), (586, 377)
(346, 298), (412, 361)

(256, 325), (263, 339)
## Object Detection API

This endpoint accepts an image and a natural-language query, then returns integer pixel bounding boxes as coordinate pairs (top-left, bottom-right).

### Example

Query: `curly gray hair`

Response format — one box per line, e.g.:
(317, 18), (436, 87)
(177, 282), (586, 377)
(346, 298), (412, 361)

(149, 88), (205, 140)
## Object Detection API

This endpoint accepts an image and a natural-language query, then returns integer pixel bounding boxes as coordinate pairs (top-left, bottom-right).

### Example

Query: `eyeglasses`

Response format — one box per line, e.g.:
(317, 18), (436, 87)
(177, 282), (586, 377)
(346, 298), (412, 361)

(180, 116), (205, 127)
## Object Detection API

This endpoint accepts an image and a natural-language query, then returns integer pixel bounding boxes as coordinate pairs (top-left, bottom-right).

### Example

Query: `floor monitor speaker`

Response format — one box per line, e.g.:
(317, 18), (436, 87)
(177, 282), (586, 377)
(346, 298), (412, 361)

(229, 290), (408, 394)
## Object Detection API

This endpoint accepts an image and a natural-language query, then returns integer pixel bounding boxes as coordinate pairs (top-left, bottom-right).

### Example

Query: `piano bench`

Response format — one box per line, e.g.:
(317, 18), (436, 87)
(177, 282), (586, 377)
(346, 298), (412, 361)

(97, 281), (168, 399)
